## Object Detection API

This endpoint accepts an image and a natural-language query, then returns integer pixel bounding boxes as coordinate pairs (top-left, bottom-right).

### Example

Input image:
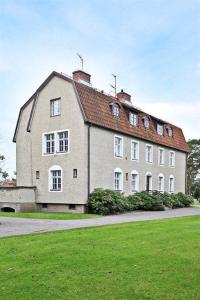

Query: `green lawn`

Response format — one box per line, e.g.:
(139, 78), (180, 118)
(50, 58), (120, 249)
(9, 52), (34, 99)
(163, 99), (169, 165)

(1, 216), (200, 299)
(0, 212), (98, 220)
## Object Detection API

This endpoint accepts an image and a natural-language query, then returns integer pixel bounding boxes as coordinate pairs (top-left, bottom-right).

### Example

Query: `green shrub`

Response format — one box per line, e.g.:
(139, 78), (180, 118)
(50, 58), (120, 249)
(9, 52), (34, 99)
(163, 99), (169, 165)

(126, 194), (143, 211)
(139, 191), (165, 211)
(88, 188), (126, 215)
(176, 192), (194, 207)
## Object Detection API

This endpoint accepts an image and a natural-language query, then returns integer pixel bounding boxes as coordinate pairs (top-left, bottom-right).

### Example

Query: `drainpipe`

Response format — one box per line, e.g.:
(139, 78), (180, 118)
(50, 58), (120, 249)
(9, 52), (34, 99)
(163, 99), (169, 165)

(87, 123), (91, 212)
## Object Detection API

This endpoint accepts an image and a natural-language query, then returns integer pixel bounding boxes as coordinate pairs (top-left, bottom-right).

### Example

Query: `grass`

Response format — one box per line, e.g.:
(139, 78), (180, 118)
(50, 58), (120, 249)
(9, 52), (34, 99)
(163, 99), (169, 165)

(1, 216), (200, 299)
(0, 212), (98, 220)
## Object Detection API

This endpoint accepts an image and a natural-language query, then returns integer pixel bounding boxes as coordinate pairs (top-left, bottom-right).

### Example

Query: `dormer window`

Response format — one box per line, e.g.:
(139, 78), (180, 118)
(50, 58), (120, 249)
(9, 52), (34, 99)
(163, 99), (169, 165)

(167, 127), (173, 137)
(129, 112), (138, 127)
(144, 117), (150, 128)
(157, 123), (163, 135)
(112, 104), (120, 117)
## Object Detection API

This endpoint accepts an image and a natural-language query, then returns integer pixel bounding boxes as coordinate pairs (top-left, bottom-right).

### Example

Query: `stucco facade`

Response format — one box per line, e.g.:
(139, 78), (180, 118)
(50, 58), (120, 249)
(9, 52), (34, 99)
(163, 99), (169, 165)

(1, 70), (188, 213)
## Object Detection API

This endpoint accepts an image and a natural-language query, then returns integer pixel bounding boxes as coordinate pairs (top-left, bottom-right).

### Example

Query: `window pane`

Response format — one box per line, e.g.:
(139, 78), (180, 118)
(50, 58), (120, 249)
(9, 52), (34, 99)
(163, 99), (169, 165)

(51, 99), (61, 116)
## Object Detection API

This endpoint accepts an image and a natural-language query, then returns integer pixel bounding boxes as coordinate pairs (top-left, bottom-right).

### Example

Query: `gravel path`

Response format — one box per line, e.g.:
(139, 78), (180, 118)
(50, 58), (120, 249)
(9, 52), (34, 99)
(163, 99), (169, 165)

(1, 206), (200, 238)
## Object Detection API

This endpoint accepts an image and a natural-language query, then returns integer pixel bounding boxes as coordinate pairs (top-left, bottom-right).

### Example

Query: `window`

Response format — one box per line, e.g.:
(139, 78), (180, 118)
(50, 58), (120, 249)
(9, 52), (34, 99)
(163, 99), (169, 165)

(114, 136), (123, 158)
(158, 148), (165, 165)
(69, 204), (76, 210)
(43, 130), (69, 155)
(50, 98), (61, 117)
(129, 112), (138, 127)
(157, 123), (163, 135)
(131, 170), (139, 192)
(131, 141), (139, 160)
(114, 168), (123, 191)
(146, 145), (153, 163)
(112, 104), (120, 117)
(49, 165), (62, 192)
(169, 151), (175, 167)
(42, 203), (48, 208)
(57, 131), (68, 153)
(169, 175), (174, 193)
(45, 133), (55, 154)
(168, 127), (173, 137)
(144, 117), (150, 129)
(158, 174), (164, 192)
(146, 172), (152, 192)
(36, 171), (40, 179)
(73, 169), (78, 178)
(126, 173), (128, 181)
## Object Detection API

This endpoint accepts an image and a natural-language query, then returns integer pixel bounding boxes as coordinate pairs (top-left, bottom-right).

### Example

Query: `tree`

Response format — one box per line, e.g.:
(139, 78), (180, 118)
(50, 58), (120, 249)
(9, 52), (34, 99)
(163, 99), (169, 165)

(191, 180), (200, 201)
(187, 139), (200, 195)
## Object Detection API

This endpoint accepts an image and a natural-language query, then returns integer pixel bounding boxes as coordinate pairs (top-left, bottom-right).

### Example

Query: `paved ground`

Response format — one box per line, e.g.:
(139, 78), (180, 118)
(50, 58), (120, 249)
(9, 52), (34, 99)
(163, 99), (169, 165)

(1, 206), (200, 238)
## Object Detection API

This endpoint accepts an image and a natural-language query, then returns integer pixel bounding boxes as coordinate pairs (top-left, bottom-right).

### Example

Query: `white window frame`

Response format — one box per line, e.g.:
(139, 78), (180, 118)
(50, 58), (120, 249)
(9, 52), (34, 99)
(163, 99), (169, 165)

(146, 144), (153, 163)
(146, 171), (153, 192)
(168, 127), (173, 137)
(157, 123), (164, 136)
(114, 168), (123, 191)
(144, 117), (150, 129)
(42, 129), (70, 156)
(169, 175), (175, 193)
(129, 112), (138, 127)
(158, 148), (165, 166)
(49, 165), (62, 192)
(56, 130), (69, 153)
(50, 98), (61, 117)
(131, 140), (139, 161)
(158, 173), (164, 192)
(112, 104), (120, 117)
(169, 151), (175, 167)
(114, 135), (123, 158)
(131, 170), (139, 192)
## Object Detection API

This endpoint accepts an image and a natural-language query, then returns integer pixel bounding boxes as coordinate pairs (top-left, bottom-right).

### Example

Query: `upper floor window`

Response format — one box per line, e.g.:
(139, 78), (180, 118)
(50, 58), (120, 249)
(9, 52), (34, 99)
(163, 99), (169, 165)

(114, 168), (123, 191)
(169, 175), (174, 193)
(58, 131), (68, 153)
(131, 170), (139, 192)
(49, 165), (62, 192)
(158, 148), (165, 165)
(169, 151), (175, 167)
(45, 133), (55, 154)
(144, 117), (150, 129)
(43, 130), (69, 155)
(131, 141), (139, 160)
(114, 136), (123, 158)
(112, 104), (120, 117)
(129, 112), (138, 127)
(157, 123), (163, 135)
(50, 98), (61, 117)
(146, 144), (153, 163)
(158, 174), (164, 192)
(167, 127), (173, 137)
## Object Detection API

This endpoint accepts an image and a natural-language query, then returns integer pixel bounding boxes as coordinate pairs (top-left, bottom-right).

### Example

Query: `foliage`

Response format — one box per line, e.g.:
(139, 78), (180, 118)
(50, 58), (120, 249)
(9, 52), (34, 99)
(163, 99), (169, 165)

(191, 180), (200, 201)
(187, 139), (200, 194)
(88, 189), (193, 215)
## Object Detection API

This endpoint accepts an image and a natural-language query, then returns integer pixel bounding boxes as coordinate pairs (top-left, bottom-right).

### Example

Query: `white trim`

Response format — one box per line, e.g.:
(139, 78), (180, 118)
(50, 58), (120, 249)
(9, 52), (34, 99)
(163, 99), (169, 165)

(42, 129), (70, 156)
(169, 174), (175, 193)
(48, 165), (62, 192)
(131, 170), (139, 192)
(114, 168), (123, 191)
(158, 147), (165, 166)
(114, 135), (123, 159)
(146, 144), (153, 163)
(169, 151), (175, 167)
(131, 140), (139, 161)
(158, 173), (164, 192)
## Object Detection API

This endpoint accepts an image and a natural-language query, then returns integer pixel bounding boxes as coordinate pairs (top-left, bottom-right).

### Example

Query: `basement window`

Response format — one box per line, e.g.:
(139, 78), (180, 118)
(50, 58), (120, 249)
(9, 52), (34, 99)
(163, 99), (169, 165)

(42, 203), (48, 208)
(73, 169), (78, 178)
(69, 204), (76, 210)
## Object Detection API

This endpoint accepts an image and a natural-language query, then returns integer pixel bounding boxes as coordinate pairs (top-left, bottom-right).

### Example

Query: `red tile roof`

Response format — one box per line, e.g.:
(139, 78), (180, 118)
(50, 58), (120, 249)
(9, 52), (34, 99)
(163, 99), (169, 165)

(74, 81), (189, 153)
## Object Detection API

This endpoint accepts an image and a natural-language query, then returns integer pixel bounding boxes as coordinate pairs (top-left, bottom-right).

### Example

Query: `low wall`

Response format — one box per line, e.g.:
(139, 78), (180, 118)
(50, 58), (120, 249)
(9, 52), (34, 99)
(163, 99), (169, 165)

(0, 186), (36, 212)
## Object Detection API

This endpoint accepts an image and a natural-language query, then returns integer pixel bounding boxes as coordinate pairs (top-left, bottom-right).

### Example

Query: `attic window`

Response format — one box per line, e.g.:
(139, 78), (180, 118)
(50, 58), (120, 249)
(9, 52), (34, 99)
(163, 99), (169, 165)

(144, 117), (150, 128)
(112, 104), (120, 117)
(157, 123), (164, 136)
(167, 127), (173, 137)
(129, 112), (138, 127)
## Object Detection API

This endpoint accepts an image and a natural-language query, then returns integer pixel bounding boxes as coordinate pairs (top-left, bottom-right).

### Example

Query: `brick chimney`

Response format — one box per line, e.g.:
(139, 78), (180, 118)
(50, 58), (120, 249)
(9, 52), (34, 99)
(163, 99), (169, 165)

(117, 89), (131, 102)
(72, 70), (91, 84)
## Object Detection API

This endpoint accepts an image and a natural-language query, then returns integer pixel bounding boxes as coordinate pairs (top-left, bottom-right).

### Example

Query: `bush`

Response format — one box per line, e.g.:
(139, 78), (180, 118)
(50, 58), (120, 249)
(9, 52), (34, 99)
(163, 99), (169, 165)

(138, 191), (165, 211)
(88, 188), (126, 215)
(176, 192), (193, 207)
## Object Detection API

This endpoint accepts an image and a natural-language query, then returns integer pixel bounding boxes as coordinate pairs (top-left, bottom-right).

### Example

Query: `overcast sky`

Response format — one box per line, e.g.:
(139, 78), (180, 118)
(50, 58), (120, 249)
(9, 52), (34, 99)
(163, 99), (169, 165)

(0, 0), (200, 175)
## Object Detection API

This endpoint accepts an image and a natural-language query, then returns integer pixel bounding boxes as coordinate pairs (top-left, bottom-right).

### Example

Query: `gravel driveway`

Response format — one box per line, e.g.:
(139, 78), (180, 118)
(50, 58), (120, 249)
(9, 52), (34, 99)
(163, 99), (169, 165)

(1, 206), (200, 238)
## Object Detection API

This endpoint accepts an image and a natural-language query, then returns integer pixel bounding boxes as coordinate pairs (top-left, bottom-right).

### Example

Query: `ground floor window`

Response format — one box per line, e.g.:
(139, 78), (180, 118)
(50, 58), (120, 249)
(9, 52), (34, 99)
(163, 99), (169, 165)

(49, 165), (62, 192)
(146, 172), (152, 192)
(131, 170), (139, 192)
(169, 175), (174, 192)
(114, 168), (123, 191)
(158, 174), (164, 192)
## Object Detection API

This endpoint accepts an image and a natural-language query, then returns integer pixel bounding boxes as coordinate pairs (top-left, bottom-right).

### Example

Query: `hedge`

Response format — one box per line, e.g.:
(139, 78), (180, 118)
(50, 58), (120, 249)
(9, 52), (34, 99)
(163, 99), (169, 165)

(88, 189), (194, 215)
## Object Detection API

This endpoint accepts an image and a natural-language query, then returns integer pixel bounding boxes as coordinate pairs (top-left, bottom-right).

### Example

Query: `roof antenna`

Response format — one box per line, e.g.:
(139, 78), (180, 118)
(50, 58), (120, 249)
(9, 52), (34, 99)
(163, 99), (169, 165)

(110, 73), (117, 97)
(76, 53), (83, 70)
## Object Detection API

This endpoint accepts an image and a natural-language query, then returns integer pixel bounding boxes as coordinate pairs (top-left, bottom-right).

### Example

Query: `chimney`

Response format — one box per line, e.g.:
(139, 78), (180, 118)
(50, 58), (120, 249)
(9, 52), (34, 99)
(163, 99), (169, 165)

(72, 70), (91, 84)
(117, 89), (131, 102)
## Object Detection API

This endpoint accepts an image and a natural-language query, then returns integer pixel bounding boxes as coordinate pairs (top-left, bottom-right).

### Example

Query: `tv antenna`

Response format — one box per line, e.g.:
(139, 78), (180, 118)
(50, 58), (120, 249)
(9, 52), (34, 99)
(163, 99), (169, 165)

(110, 73), (117, 97)
(76, 53), (83, 70)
